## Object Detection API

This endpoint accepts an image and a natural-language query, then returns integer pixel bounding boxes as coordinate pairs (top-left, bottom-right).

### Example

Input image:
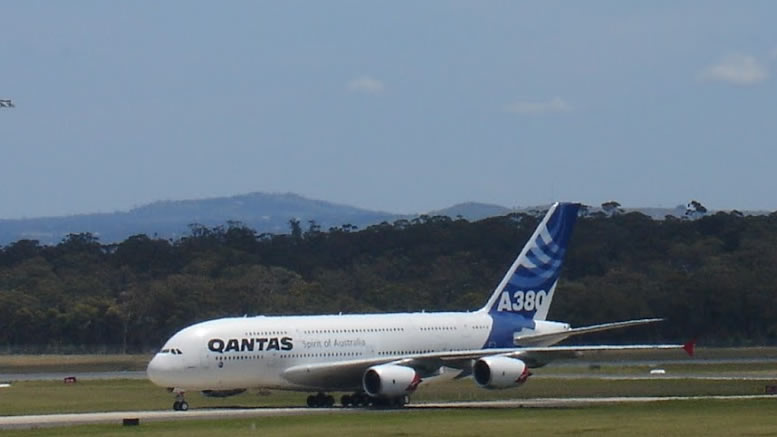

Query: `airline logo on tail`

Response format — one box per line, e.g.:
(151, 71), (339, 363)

(486, 202), (580, 320)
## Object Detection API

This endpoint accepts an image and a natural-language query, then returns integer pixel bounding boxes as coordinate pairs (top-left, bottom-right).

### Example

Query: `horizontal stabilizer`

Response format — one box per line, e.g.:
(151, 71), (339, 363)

(514, 318), (664, 346)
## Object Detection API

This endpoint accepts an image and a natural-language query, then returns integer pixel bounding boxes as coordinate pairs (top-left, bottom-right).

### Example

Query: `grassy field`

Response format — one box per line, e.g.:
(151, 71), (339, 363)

(3, 399), (777, 437)
(538, 360), (777, 376)
(580, 345), (777, 361)
(0, 348), (777, 437)
(1, 348), (775, 435)
(0, 376), (774, 416)
(0, 355), (151, 374)
(0, 347), (775, 415)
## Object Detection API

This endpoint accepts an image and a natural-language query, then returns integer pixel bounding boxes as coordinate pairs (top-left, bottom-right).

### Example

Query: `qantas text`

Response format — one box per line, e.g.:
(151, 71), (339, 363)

(208, 337), (293, 353)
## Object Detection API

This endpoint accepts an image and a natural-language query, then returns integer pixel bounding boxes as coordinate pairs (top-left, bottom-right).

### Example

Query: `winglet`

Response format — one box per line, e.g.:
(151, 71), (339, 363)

(682, 339), (696, 357)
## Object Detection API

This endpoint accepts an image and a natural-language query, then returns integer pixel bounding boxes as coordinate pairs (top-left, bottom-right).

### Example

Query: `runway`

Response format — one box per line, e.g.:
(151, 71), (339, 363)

(0, 406), (346, 430)
(1, 395), (774, 430)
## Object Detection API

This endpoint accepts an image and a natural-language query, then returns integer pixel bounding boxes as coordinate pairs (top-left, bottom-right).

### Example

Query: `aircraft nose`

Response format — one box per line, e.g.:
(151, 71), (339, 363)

(147, 354), (177, 387)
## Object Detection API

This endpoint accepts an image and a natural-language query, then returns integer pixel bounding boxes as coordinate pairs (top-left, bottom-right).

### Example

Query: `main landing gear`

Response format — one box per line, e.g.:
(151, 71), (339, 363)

(340, 392), (409, 408)
(340, 392), (370, 408)
(306, 391), (407, 408)
(306, 392), (335, 408)
(172, 391), (189, 411)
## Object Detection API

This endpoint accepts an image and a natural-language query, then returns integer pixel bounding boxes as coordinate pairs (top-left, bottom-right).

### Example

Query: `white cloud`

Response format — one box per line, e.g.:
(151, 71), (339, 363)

(505, 97), (571, 115)
(346, 76), (385, 95)
(700, 54), (768, 85)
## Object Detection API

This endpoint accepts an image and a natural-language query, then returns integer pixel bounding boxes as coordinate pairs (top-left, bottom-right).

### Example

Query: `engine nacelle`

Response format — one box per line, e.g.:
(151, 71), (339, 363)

(200, 389), (247, 398)
(362, 364), (421, 398)
(473, 356), (530, 389)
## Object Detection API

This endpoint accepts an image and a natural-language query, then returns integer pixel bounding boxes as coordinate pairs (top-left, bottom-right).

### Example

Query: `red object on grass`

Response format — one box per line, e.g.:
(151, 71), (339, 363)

(682, 339), (696, 357)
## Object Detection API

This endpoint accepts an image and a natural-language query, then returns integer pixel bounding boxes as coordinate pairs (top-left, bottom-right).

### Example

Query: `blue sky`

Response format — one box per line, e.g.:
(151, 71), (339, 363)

(2, 1), (776, 218)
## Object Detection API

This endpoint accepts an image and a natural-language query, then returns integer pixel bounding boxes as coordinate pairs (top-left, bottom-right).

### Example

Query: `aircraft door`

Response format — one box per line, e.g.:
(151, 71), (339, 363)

(203, 348), (226, 383)
(460, 321), (474, 348)
(200, 349), (210, 370)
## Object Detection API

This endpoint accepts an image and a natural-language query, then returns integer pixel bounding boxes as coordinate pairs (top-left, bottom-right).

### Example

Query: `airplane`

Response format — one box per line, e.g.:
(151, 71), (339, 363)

(147, 202), (693, 411)
(0, 99), (14, 108)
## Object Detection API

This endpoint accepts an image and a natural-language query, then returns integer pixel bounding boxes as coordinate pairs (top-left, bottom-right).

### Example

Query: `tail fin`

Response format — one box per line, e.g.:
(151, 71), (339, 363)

(480, 202), (580, 320)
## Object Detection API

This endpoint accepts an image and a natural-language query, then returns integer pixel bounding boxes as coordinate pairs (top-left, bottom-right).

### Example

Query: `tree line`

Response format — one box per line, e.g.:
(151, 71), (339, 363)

(1, 207), (776, 353)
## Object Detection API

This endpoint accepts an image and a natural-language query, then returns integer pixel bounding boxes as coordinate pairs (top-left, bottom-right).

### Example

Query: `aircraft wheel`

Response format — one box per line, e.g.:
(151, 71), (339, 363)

(373, 397), (389, 408)
(360, 394), (373, 408)
(341, 394), (352, 408)
(306, 395), (317, 408)
(173, 391), (187, 411)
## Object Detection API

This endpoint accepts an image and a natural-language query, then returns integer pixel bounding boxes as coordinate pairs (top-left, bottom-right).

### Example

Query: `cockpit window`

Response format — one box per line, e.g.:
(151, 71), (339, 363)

(159, 348), (183, 355)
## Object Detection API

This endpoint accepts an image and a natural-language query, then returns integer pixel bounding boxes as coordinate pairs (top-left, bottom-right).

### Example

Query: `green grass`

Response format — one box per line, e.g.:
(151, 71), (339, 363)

(1, 348), (775, 435)
(0, 377), (774, 416)
(0, 355), (150, 373)
(540, 360), (777, 375)
(412, 377), (772, 401)
(3, 399), (777, 436)
(0, 379), (298, 415)
(579, 346), (777, 361)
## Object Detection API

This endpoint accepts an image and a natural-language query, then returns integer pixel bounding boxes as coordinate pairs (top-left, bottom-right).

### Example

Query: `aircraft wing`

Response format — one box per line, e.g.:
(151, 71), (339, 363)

(513, 318), (664, 347)
(422, 342), (692, 367)
(282, 357), (398, 390)
(281, 341), (693, 390)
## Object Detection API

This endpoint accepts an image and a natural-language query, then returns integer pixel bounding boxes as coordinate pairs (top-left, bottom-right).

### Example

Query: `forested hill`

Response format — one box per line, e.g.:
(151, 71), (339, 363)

(1, 209), (776, 353)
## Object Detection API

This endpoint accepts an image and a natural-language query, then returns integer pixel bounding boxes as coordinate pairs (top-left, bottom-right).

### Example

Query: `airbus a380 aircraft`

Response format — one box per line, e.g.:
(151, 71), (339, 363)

(147, 202), (693, 411)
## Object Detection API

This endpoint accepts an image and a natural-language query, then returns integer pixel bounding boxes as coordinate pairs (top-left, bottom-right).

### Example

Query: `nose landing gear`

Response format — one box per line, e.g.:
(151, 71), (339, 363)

(172, 391), (189, 411)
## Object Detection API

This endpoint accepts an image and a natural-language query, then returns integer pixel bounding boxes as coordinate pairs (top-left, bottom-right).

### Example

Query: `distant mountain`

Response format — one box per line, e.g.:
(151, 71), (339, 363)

(1, 193), (767, 246)
(0, 193), (398, 245)
(427, 202), (513, 221)
(620, 206), (689, 220)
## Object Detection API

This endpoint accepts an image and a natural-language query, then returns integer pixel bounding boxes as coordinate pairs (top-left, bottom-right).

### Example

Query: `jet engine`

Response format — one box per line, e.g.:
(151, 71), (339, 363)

(200, 389), (247, 398)
(473, 356), (531, 389)
(362, 364), (421, 398)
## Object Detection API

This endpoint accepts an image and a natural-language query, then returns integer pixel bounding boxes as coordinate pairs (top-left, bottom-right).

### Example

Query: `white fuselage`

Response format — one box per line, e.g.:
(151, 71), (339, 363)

(146, 311), (567, 392)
